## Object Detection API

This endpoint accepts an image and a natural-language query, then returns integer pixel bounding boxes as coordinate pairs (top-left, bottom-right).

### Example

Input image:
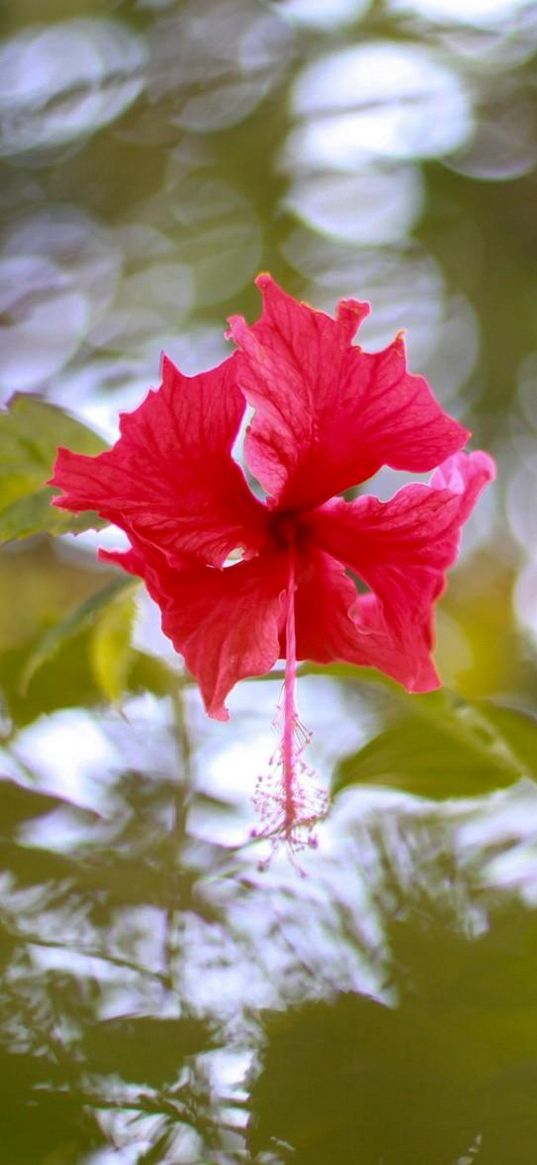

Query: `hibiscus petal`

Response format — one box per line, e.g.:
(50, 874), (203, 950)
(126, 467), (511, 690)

(293, 547), (440, 692)
(101, 541), (288, 720)
(307, 449), (495, 660)
(228, 274), (469, 511)
(50, 353), (268, 568)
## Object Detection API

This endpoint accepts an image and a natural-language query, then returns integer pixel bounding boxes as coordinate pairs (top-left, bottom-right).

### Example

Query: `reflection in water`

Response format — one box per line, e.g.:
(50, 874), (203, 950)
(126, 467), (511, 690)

(1, 719), (537, 1161)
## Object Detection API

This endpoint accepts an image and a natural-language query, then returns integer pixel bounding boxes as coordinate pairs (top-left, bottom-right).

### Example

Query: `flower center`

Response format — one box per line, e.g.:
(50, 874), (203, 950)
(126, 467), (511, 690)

(268, 510), (297, 550)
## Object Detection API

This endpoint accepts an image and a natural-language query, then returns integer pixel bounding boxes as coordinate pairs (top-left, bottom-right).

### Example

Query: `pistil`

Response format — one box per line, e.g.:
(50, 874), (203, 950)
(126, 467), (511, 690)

(252, 542), (328, 864)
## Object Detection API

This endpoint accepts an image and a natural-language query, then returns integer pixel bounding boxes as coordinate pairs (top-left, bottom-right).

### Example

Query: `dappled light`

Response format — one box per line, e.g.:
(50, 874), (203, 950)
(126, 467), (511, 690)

(0, 18), (147, 159)
(289, 41), (473, 165)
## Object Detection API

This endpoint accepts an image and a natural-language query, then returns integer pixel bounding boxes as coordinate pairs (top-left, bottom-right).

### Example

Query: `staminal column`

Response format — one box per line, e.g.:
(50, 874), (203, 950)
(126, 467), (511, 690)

(282, 543), (298, 839)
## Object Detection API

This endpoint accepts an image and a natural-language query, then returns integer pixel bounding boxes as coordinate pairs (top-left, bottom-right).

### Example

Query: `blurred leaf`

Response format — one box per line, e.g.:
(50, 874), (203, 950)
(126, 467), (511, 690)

(334, 694), (536, 800)
(0, 395), (108, 541)
(250, 901), (537, 1164)
(193, 791), (240, 817)
(138, 1127), (178, 1165)
(1, 631), (176, 728)
(0, 777), (90, 835)
(0, 486), (105, 541)
(84, 1015), (213, 1085)
(77, 851), (187, 914)
(1, 636), (108, 727)
(129, 651), (179, 698)
(437, 558), (523, 700)
(249, 994), (477, 1165)
(0, 836), (83, 887)
(90, 585), (137, 701)
(0, 540), (114, 653)
(0, 541), (176, 725)
(0, 1045), (105, 1164)
(21, 576), (136, 692)
(0, 830), (196, 916)
(481, 703), (537, 778)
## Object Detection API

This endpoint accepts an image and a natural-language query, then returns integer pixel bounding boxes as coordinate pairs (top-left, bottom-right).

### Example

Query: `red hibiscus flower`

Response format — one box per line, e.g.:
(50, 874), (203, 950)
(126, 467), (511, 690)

(50, 275), (495, 842)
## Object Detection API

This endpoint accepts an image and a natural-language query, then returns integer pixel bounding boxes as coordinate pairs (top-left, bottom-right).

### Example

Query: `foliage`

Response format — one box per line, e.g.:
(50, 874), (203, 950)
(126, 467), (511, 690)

(249, 902), (537, 1164)
(0, 541), (176, 729)
(334, 689), (537, 799)
(0, 396), (108, 540)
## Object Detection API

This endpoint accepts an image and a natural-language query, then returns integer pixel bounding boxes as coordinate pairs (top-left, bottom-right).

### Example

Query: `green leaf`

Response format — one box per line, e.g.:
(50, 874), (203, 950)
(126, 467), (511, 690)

(1, 634), (178, 729)
(0, 395), (108, 541)
(0, 486), (103, 541)
(20, 576), (136, 693)
(333, 694), (536, 800)
(0, 779), (93, 835)
(129, 650), (179, 699)
(90, 587), (137, 702)
(479, 703), (537, 779)
(0, 540), (178, 724)
(0, 1043), (106, 1162)
(83, 1016), (213, 1085)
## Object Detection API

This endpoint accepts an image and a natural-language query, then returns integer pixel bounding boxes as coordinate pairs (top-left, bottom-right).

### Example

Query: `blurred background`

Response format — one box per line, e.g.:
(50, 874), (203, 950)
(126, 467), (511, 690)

(1, 0), (537, 1161)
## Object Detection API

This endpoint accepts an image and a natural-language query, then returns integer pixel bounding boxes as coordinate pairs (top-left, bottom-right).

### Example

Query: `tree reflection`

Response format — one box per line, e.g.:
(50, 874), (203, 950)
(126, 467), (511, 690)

(0, 723), (536, 1161)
